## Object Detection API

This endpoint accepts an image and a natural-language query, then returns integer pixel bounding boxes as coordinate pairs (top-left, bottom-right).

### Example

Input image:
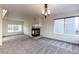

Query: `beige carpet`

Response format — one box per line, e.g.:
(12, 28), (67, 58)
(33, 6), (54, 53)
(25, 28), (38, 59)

(0, 35), (79, 54)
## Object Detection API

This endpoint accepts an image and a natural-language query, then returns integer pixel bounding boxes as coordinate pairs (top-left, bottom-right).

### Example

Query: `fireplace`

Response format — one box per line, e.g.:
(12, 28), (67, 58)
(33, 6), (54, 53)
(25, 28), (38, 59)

(32, 28), (40, 37)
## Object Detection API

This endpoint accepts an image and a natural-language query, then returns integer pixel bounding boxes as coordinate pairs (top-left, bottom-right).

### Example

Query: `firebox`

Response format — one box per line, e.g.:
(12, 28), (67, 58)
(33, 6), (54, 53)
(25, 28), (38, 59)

(31, 28), (40, 37)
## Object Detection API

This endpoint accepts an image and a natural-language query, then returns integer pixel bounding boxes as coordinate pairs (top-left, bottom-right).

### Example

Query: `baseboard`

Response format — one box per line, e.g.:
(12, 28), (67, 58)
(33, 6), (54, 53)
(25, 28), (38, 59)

(3, 33), (24, 38)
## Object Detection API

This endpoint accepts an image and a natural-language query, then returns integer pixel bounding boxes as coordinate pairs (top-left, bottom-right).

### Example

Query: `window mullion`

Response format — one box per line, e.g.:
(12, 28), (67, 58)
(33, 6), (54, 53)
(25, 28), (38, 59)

(64, 18), (65, 34)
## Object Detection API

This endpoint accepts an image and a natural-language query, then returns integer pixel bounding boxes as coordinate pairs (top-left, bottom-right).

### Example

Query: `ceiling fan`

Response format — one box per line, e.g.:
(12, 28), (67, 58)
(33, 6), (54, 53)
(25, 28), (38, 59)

(42, 4), (50, 19)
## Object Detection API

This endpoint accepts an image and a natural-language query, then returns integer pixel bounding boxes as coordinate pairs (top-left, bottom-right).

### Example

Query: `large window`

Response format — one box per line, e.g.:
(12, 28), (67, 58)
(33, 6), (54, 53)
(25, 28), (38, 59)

(54, 19), (64, 34)
(54, 17), (79, 35)
(65, 18), (75, 34)
(8, 24), (22, 32)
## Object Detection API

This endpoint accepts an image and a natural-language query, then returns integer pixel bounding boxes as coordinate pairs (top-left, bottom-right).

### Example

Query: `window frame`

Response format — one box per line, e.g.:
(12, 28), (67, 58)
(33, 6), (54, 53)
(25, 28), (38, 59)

(54, 19), (64, 34)
(54, 16), (79, 35)
(8, 24), (23, 33)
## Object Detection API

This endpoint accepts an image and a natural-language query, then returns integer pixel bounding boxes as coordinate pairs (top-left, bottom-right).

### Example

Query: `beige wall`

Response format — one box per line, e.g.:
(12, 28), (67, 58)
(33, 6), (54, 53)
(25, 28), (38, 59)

(40, 11), (79, 44)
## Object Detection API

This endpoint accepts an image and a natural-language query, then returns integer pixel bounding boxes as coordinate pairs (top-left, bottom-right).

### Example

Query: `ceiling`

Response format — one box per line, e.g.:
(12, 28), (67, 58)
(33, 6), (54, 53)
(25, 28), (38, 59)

(0, 4), (79, 17)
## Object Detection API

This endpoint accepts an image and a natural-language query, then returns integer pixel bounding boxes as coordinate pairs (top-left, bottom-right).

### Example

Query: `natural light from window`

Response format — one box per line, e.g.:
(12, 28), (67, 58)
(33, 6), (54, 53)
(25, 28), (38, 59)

(8, 24), (22, 32)
(54, 17), (79, 35)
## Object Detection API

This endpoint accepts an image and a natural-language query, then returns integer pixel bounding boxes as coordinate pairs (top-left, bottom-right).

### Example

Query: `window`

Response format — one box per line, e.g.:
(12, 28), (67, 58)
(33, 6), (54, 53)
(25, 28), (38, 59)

(54, 19), (64, 34)
(54, 17), (79, 35)
(65, 18), (75, 34)
(8, 24), (22, 32)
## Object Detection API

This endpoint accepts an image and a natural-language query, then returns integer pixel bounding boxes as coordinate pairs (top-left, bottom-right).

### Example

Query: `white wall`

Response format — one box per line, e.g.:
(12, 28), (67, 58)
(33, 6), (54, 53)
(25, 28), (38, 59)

(40, 11), (79, 44)
(23, 17), (35, 36)
(0, 8), (2, 45)
(3, 15), (34, 37)
(2, 10), (79, 44)
(3, 16), (24, 36)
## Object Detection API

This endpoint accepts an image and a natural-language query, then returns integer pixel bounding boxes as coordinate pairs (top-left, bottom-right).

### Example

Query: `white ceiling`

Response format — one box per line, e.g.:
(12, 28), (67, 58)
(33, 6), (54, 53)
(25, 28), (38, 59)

(0, 4), (79, 17)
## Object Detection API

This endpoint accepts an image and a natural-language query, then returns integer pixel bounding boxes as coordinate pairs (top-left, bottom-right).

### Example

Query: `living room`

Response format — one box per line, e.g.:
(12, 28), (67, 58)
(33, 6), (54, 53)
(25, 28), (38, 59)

(0, 4), (79, 54)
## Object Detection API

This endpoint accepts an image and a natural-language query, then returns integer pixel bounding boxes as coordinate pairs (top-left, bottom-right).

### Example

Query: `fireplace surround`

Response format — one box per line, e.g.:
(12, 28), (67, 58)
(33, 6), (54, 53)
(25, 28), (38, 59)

(31, 28), (40, 37)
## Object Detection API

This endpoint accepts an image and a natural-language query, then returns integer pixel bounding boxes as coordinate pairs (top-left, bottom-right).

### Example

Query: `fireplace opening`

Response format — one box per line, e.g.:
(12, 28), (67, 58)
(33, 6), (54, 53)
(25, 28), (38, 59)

(31, 28), (40, 37)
